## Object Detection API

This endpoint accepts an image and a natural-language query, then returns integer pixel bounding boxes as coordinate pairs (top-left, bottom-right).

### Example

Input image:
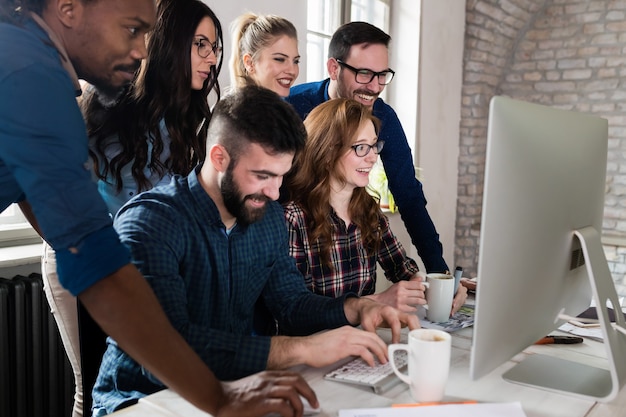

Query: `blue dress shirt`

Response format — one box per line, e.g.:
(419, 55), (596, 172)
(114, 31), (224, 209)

(0, 18), (129, 295)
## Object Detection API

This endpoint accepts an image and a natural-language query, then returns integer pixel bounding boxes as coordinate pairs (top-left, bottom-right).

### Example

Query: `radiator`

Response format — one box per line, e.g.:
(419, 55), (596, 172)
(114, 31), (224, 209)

(1, 273), (74, 417)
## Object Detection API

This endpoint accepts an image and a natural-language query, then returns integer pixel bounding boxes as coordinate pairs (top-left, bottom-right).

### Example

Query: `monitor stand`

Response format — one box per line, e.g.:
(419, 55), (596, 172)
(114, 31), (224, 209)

(502, 227), (626, 402)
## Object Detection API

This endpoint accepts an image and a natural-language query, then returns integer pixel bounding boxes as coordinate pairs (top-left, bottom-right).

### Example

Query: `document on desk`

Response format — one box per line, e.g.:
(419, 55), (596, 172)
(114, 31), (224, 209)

(417, 304), (475, 332)
(138, 389), (212, 416)
(339, 401), (527, 417)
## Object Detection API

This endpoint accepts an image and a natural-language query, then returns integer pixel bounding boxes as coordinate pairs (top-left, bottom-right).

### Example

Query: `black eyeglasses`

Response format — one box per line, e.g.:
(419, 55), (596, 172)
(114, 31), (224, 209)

(193, 37), (222, 59)
(336, 59), (395, 85)
(351, 141), (385, 157)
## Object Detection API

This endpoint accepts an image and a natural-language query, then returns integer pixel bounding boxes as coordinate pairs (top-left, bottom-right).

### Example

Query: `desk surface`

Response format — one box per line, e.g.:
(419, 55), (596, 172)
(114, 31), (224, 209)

(110, 326), (626, 417)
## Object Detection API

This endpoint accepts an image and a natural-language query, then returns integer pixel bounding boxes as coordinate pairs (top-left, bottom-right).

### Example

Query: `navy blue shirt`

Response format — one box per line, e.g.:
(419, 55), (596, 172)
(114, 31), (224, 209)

(92, 167), (351, 414)
(0, 17), (129, 295)
(286, 79), (449, 273)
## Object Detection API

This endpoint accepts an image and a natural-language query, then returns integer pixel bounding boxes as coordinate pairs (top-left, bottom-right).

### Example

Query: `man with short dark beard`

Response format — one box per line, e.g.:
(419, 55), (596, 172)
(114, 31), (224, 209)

(93, 85), (418, 414)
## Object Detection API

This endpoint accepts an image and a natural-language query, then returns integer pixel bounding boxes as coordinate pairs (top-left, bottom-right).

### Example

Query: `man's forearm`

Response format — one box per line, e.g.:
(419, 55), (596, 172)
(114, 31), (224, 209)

(78, 264), (227, 415)
(267, 335), (309, 370)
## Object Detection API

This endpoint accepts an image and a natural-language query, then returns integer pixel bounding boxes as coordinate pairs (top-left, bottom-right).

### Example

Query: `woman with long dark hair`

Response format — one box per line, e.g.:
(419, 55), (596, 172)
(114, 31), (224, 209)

(85, 0), (223, 213)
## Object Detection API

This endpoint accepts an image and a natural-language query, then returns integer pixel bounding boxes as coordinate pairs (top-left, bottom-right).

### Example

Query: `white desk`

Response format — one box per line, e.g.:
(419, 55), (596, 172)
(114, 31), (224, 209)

(109, 325), (626, 417)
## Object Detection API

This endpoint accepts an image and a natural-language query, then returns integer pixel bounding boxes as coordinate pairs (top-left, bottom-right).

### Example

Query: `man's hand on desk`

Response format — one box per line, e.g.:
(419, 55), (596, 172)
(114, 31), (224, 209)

(264, 300), (418, 373)
(304, 325), (390, 367)
(344, 297), (420, 344)
(268, 326), (389, 369)
(219, 370), (317, 417)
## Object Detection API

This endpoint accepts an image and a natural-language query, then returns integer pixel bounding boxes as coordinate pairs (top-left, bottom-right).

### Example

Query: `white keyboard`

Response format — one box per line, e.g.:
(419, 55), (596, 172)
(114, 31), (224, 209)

(324, 351), (408, 394)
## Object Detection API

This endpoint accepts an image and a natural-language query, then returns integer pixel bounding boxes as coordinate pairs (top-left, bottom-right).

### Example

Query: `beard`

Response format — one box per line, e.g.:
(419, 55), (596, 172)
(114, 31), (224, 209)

(221, 166), (269, 227)
(336, 73), (378, 108)
(86, 61), (141, 108)
(84, 83), (125, 109)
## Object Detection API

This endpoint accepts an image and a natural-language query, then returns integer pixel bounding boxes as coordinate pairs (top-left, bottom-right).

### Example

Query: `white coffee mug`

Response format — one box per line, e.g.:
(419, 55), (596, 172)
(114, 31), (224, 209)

(423, 273), (454, 323)
(388, 329), (451, 402)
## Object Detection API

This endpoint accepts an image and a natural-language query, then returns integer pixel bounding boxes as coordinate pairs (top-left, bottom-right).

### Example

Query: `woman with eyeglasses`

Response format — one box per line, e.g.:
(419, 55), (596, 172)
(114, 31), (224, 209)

(85, 0), (223, 215)
(229, 13), (300, 97)
(282, 98), (462, 314)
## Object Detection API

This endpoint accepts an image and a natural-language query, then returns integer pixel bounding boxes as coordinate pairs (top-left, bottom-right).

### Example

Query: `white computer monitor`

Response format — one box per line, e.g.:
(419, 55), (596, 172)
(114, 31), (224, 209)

(469, 96), (626, 402)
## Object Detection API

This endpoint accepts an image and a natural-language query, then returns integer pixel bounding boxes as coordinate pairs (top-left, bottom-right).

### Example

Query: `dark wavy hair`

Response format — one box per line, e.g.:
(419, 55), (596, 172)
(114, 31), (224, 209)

(285, 98), (382, 268)
(84, 0), (223, 193)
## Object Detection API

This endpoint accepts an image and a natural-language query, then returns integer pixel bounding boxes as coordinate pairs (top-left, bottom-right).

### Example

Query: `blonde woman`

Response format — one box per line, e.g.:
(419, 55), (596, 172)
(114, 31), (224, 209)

(230, 13), (300, 97)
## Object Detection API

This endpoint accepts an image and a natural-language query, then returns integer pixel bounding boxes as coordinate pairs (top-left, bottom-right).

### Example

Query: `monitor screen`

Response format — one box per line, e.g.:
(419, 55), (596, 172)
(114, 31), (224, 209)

(469, 96), (626, 402)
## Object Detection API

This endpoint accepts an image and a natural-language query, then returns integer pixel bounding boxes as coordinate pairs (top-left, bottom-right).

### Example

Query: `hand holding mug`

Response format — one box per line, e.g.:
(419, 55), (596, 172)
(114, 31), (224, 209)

(423, 273), (455, 323)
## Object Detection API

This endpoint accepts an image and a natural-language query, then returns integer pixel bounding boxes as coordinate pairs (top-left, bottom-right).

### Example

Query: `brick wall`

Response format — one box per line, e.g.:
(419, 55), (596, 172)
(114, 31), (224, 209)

(458, 0), (626, 297)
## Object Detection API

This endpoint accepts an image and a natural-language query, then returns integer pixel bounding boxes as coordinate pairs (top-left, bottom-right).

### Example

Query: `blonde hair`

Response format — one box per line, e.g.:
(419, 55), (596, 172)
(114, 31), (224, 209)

(229, 13), (298, 89)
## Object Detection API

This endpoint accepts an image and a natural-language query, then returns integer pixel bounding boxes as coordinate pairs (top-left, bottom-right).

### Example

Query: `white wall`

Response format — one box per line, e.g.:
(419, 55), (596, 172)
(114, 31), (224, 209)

(206, 0), (308, 92)
(388, 0), (465, 270)
(386, 0), (422, 269)
(417, 1), (465, 269)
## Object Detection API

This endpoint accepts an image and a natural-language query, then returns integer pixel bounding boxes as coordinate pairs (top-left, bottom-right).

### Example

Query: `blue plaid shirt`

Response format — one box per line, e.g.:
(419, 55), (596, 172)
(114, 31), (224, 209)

(92, 166), (351, 414)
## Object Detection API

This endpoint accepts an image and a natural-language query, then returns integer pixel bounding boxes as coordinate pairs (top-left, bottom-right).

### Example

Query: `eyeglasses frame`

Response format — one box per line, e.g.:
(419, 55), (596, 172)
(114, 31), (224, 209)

(335, 59), (395, 85)
(350, 140), (385, 157)
(193, 37), (222, 59)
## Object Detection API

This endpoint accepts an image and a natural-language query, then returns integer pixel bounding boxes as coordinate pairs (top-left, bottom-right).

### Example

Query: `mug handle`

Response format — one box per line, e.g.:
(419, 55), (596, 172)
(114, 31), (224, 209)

(387, 344), (411, 385)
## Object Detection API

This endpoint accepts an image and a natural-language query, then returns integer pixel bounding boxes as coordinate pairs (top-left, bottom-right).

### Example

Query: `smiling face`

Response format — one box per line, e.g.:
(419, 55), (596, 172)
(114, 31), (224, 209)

(245, 35), (300, 97)
(329, 43), (389, 108)
(334, 119), (379, 192)
(67, 0), (156, 98)
(220, 142), (294, 226)
(191, 16), (219, 90)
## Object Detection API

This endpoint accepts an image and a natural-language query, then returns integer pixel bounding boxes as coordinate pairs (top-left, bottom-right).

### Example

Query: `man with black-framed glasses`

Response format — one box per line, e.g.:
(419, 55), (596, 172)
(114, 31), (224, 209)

(287, 21), (451, 277)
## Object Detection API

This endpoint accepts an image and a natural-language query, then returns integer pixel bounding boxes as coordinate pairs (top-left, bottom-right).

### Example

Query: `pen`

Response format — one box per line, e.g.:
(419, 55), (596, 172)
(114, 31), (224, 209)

(534, 335), (584, 345)
(453, 266), (463, 293)
(392, 400), (478, 408)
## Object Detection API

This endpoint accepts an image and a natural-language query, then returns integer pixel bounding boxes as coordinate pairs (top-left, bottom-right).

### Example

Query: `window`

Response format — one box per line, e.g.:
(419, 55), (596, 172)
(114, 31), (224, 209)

(306, 0), (391, 83)
(306, 0), (394, 211)
(0, 203), (27, 225)
(0, 204), (41, 247)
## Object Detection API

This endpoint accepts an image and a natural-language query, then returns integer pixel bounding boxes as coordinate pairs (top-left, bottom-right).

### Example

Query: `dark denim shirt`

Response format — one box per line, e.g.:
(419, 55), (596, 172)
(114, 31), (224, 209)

(0, 17), (129, 295)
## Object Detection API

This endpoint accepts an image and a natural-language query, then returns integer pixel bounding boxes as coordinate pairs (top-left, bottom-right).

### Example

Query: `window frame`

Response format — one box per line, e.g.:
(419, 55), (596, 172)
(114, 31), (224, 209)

(306, 0), (391, 83)
(0, 203), (41, 248)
